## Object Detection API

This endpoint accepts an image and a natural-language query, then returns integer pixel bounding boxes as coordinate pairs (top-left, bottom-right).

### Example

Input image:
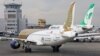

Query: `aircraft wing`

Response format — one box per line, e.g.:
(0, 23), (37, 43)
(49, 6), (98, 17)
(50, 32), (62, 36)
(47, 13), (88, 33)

(0, 37), (25, 41)
(0, 36), (38, 45)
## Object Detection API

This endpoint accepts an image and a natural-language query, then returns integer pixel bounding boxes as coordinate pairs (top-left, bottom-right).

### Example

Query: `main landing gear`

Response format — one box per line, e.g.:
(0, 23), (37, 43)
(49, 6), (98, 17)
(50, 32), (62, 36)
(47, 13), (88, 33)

(22, 42), (61, 53)
(25, 47), (32, 53)
(22, 42), (32, 53)
(51, 45), (61, 52)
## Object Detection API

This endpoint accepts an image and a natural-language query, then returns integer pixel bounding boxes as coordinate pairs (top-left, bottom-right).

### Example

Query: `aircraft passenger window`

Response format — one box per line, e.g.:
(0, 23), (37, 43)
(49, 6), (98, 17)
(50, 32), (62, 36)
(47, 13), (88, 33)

(50, 27), (59, 29)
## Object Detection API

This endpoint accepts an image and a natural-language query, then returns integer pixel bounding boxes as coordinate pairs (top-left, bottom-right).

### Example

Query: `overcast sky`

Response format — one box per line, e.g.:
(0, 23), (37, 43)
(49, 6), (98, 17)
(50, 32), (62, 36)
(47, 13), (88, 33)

(0, 0), (100, 26)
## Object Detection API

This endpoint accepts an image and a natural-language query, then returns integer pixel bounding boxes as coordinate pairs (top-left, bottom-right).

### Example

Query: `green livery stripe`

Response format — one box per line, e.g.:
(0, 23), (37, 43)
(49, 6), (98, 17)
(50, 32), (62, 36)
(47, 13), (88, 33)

(80, 3), (95, 27)
(89, 3), (95, 9)
(80, 20), (85, 27)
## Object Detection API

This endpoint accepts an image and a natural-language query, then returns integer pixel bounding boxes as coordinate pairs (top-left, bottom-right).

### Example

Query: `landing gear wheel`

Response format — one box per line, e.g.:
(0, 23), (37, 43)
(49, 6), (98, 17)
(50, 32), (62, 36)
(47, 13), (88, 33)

(76, 39), (79, 42)
(51, 45), (61, 52)
(52, 47), (59, 52)
(25, 47), (32, 53)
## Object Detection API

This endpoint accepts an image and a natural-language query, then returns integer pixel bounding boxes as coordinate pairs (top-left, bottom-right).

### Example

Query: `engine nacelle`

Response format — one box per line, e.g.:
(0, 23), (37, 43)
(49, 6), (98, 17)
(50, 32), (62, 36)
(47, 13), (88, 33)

(10, 40), (20, 49)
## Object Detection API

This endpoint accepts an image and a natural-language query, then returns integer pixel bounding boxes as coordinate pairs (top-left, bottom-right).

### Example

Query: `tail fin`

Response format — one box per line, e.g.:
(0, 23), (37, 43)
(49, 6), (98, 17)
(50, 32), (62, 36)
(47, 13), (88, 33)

(63, 2), (75, 31)
(80, 3), (95, 27)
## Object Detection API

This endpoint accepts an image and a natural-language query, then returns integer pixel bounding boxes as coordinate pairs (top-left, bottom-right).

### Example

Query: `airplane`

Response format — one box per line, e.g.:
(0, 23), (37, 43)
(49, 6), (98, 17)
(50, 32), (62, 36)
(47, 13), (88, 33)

(0, 2), (77, 52)
(0, 2), (95, 53)
(49, 3), (95, 34)
(74, 3), (95, 33)
(73, 32), (100, 42)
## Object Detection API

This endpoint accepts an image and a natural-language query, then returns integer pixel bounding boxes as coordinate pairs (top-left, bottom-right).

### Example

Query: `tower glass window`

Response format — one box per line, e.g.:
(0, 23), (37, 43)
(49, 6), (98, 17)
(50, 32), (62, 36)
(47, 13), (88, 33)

(8, 14), (16, 18)
(8, 11), (16, 12)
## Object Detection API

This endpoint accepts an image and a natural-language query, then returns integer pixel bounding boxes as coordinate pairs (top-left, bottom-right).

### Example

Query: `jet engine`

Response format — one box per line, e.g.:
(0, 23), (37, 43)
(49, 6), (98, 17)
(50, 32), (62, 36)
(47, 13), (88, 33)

(10, 40), (20, 49)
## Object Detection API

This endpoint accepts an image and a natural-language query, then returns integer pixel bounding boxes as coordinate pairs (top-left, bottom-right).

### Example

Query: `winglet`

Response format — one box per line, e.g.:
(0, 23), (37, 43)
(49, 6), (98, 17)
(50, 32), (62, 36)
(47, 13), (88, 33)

(63, 2), (75, 31)
(80, 3), (95, 27)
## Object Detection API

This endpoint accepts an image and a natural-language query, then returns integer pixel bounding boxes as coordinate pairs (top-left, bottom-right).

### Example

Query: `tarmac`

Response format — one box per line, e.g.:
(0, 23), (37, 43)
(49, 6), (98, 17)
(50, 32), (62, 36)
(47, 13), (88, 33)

(0, 41), (100, 56)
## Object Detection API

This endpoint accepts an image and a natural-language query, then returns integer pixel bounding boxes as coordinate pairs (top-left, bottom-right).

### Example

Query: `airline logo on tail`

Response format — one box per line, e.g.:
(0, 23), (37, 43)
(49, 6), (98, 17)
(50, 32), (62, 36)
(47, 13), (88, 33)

(63, 2), (75, 31)
(80, 3), (95, 27)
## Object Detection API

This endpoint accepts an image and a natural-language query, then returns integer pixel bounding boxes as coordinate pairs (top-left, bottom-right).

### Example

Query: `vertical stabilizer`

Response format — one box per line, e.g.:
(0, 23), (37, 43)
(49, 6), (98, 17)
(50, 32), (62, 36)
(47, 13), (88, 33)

(63, 2), (75, 31)
(80, 3), (95, 27)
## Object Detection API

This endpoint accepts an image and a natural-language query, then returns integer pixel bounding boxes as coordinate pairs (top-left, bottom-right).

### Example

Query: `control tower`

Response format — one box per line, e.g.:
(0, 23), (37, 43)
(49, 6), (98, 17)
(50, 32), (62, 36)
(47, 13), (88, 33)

(4, 0), (22, 34)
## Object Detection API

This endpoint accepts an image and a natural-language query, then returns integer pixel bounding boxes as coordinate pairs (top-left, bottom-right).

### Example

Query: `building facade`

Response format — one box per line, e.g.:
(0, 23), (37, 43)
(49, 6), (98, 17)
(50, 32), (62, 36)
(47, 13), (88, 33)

(0, 18), (5, 32)
(4, 2), (22, 34)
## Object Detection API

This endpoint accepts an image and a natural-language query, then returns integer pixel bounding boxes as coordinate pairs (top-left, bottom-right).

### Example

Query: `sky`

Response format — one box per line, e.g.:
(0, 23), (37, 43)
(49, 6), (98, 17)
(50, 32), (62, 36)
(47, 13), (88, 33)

(0, 0), (100, 26)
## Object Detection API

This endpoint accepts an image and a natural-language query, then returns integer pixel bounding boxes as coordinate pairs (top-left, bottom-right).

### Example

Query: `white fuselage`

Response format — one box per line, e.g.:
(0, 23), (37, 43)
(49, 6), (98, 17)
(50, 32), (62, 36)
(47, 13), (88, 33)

(26, 24), (92, 46)
(48, 25), (84, 33)
(27, 28), (75, 46)
(48, 25), (93, 33)
(72, 25), (84, 33)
